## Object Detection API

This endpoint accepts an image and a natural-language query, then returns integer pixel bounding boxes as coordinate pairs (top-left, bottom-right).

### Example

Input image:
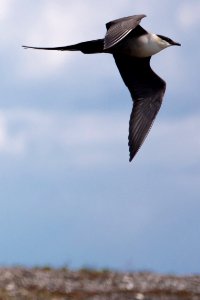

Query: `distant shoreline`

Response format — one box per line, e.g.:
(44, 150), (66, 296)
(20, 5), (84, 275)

(0, 267), (199, 299)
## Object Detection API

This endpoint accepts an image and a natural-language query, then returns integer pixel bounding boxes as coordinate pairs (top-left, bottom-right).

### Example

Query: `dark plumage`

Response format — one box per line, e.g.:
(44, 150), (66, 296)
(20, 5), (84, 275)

(23, 14), (180, 161)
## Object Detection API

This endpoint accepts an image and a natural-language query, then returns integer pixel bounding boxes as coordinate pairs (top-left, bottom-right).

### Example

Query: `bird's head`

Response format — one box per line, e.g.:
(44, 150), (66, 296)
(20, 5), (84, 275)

(157, 34), (181, 49)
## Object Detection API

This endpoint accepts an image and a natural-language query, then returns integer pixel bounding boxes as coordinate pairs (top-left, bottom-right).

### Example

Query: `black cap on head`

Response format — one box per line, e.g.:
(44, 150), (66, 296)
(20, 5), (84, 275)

(157, 34), (181, 46)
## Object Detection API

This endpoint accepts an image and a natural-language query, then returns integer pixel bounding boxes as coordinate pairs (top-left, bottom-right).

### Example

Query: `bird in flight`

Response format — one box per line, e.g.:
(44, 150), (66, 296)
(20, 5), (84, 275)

(23, 14), (181, 162)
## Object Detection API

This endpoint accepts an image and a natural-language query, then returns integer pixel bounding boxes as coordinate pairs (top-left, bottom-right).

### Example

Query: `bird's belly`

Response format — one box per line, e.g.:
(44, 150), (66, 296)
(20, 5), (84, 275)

(120, 35), (162, 57)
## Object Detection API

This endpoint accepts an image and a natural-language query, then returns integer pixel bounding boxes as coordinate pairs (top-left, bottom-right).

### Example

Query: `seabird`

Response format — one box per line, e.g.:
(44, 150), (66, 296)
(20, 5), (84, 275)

(23, 14), (181, 161)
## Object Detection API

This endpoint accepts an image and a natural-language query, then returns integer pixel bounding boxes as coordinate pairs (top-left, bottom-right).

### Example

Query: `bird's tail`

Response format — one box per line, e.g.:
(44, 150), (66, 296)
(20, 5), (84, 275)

(22, 39), (105, 54)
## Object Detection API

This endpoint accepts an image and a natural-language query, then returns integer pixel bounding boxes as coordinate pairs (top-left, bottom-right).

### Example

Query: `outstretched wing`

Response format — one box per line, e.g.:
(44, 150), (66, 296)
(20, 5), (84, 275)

(104, 14), (147, 50)
(113, 55), (166, 161)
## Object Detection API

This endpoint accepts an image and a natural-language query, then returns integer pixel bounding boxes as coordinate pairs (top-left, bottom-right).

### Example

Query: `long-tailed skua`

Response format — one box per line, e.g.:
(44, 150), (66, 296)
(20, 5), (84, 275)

(23, 14), (181, 161)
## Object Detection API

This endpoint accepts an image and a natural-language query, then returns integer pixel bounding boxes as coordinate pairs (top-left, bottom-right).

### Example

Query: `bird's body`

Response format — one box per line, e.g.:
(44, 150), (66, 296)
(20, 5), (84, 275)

(23, 14), (180, 161)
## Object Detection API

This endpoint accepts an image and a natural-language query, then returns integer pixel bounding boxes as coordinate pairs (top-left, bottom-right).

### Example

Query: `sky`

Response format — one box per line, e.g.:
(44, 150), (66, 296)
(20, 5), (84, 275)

(0, 0), (200, 274)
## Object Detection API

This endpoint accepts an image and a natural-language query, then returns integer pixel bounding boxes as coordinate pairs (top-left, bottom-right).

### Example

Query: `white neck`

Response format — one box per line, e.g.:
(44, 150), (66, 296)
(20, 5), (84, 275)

(121, 32), (171, 57)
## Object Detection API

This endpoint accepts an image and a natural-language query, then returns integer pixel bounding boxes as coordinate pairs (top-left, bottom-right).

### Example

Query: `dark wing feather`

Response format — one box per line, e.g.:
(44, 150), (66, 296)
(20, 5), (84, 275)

(104, 14), (147, 50)
(113, 55), (166, 161)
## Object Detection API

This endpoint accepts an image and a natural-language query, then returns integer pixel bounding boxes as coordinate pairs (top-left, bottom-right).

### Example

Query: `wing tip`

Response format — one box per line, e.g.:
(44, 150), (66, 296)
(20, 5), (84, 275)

(138, 14), (147, 20)
(129, 150), (136, 162)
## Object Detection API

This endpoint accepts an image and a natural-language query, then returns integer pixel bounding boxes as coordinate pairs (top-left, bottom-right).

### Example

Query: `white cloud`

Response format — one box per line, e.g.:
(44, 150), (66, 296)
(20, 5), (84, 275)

(0, 0), (12, 20)
(178, 2), (200, 29)
(0, 112), (25, 155)
(0, 109), (126, 166)
(140, 115), (200, 166)
(0, 108), (199, 167)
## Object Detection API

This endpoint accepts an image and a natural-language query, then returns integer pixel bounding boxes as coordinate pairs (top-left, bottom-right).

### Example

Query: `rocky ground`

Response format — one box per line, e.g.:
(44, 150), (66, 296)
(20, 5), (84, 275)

(0, 267), (199, 300)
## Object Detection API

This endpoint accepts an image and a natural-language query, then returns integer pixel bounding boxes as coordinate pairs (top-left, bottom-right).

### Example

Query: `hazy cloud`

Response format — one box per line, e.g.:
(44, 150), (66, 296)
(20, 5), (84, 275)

(0, 108), (199, 168)
(0, 0), (12, 20)
(178, 2), (200, 29)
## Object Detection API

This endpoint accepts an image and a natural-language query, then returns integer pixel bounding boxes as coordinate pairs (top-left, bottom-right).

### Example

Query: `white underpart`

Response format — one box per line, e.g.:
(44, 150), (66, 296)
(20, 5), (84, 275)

(121, 33), (171, 57)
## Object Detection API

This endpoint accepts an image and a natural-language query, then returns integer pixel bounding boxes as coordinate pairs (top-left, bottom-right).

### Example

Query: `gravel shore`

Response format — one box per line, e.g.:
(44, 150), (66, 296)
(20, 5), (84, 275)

(0, 267), (199, 300)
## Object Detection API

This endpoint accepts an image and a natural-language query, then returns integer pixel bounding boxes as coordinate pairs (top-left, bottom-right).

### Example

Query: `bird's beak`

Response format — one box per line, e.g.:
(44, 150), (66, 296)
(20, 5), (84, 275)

(172, 41), (181, 46)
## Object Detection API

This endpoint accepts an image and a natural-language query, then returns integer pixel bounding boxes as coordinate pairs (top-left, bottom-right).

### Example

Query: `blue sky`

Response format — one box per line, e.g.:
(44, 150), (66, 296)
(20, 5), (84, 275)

(0, 0), (200, 274)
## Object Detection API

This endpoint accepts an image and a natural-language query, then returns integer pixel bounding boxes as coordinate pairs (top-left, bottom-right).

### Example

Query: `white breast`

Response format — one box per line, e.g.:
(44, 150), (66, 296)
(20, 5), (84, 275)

(120, 33), (169, 57)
